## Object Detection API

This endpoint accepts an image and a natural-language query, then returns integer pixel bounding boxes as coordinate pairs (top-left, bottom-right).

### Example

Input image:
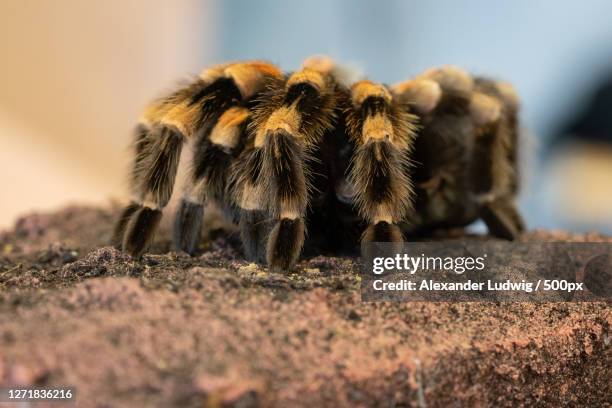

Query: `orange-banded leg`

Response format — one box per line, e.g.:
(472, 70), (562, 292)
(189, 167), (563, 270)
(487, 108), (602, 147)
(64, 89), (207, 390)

(114, 61), (282, 257)
(237, 64), (338, 271)
(346, 80), (418, 252)
(111, 123), (154, 247)
(231, 142), (270, 263)
(173, 106), (252, 254)
(261, 129), (309, 271)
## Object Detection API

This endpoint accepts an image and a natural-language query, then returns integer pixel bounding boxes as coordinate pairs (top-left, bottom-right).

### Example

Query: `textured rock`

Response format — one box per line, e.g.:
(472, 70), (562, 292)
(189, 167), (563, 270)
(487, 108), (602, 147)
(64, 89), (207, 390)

(0, 206), (610, 407)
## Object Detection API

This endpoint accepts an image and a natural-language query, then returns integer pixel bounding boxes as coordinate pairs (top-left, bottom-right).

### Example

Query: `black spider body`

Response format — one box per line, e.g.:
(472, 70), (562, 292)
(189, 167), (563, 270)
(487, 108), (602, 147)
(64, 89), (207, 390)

(411, 90), (480, 230)
(113, 58), (525, 271)
(397, 68), (524, 240)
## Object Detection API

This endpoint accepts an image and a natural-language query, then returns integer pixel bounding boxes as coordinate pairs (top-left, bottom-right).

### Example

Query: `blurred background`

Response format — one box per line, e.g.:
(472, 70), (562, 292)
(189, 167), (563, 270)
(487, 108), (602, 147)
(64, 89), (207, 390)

(1, 0), (611, 232)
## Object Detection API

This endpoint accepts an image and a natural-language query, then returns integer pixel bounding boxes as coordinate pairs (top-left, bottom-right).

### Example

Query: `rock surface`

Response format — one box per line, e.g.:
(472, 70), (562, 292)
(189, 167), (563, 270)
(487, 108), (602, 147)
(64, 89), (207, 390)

(0, 205), (610, 407)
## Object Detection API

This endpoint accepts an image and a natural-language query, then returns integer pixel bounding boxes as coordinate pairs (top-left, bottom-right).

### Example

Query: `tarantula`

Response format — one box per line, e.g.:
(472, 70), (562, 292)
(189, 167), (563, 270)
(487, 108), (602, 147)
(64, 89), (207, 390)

(112, 57), (524, 271)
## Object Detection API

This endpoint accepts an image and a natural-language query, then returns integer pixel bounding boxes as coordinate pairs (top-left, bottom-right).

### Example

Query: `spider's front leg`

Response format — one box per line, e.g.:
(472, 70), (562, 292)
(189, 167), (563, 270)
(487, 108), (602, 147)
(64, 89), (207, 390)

(346, 80), (419, 249)
(261, 127), (308, 271)
(112, 91), (193, 255)
(235, 64), (338, 271)
(113, 61), (282, 257)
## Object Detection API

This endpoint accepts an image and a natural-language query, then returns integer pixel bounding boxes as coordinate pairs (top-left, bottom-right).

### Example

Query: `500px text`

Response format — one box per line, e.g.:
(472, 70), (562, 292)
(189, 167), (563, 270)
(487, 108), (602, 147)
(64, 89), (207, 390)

(372, 279), (584, 293)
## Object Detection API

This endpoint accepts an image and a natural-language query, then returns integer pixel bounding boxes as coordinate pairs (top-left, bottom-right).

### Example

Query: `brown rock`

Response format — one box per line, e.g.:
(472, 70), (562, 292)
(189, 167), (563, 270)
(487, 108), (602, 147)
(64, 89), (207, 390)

(0, 206), (610, 407)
